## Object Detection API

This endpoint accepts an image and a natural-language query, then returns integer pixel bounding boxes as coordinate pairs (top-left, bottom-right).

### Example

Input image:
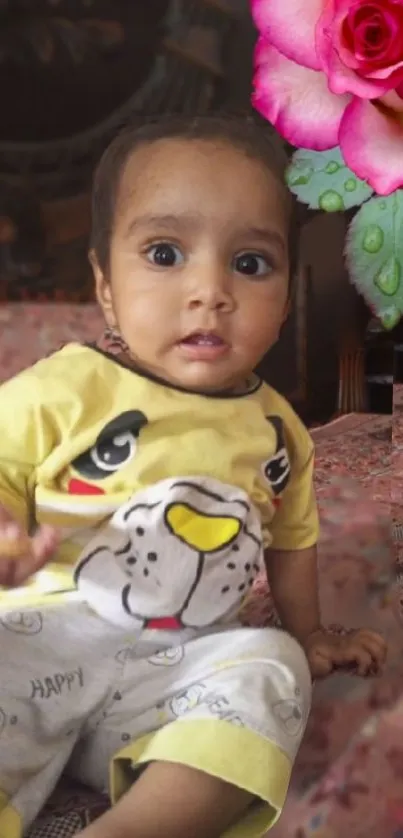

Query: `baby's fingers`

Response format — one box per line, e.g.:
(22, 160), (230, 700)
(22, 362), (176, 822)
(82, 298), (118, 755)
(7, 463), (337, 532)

(0, 556), (18, 586)
(12, 528), (59, 585)
(0, 522), (26, 552)
(0, 555), (36, 587)
(31, 525), (59, 561)
(0, 526), (58, 588)
(352, 632), (387, 674)
(321, 642), (371, 676)
(355, 630), (387, 664)
(353, 646), (375, 677)
(336, 640), (377, 676)
(307, 647), (334, 679)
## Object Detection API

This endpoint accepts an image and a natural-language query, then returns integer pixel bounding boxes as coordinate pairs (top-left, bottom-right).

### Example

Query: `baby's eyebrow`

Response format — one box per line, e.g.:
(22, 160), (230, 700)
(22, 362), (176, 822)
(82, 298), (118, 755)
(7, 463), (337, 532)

(241, 227), (286, 252)
(123, 213), (199, 238)
(123, 214), (286, 253)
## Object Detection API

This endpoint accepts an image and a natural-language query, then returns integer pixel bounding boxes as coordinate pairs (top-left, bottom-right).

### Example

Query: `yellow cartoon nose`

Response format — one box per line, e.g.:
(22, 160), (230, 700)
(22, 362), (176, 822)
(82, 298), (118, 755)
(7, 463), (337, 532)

(166, 503), (241, 553)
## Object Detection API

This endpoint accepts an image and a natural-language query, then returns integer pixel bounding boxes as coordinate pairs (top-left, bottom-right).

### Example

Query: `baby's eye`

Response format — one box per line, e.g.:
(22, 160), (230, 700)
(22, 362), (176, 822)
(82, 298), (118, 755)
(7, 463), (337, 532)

(146, 242), (184, 267)
(233, 252), (273, 277)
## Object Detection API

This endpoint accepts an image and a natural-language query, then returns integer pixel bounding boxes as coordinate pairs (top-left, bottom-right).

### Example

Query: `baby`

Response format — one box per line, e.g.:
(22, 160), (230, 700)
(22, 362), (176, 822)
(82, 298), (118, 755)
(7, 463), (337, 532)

(0, 115), (386, 838)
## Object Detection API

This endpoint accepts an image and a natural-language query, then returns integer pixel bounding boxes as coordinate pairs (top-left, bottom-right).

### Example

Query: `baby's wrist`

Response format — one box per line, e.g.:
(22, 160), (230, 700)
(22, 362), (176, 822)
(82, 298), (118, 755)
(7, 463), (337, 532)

(298, 625), (324, 647)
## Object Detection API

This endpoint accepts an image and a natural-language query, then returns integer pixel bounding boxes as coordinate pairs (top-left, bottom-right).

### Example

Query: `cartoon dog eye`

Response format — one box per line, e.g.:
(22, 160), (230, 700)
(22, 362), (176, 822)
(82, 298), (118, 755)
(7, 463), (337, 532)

(265, 448), (290, 489)
(72, 410), (148, 480)
(89, 433), (135, 474)
(263, 416), (291, 495)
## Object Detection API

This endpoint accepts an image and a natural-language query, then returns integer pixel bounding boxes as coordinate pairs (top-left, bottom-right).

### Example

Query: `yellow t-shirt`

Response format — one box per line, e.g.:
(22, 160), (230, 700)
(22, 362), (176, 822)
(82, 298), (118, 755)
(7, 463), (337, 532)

(0, 343), (318, 602)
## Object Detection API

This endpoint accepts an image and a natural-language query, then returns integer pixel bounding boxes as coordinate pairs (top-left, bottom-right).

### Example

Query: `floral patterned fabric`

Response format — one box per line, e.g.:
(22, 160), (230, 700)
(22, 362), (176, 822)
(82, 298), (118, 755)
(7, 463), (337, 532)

(0, 304), (399, 838)
(266, 410), (400, 838)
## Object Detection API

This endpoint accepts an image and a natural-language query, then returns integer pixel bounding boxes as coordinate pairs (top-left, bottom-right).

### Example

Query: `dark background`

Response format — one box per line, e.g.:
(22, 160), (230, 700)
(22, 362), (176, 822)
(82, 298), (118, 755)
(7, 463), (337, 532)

(0, 0), (393, 424)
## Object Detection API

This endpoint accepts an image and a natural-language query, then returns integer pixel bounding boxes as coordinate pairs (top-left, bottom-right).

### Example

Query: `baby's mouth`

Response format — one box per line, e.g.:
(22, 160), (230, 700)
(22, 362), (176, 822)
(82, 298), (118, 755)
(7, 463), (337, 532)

(180, 331), (227, 347)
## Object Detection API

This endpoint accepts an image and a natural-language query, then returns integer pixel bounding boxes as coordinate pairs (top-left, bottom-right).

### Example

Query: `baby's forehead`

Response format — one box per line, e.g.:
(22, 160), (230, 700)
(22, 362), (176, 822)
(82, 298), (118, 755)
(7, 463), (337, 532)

(115, 138), (289, 232)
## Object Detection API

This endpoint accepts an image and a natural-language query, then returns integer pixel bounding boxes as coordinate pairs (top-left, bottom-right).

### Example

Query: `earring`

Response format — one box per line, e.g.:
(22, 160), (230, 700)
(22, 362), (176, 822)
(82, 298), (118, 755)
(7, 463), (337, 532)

(103, 327), (129, 354)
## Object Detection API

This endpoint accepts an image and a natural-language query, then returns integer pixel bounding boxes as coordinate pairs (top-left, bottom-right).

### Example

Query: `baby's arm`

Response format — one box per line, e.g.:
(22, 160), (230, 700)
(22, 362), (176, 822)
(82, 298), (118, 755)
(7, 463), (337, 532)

(265, 544), (321, 643)
(0, 366), (59, 588)
(265, 545), (387, 678)
(265, 408), (386, 678)
(0, 503), (58, 587)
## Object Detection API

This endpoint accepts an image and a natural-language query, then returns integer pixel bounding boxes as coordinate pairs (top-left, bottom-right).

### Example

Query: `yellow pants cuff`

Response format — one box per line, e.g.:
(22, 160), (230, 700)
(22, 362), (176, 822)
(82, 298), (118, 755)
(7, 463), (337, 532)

(111, 719), (292, 838)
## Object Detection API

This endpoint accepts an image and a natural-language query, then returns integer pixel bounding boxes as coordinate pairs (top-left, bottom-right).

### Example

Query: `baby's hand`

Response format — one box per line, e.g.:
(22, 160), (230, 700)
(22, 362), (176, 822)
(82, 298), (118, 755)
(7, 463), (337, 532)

(0, 506), (59, 588)
(303, 627), (387, 679)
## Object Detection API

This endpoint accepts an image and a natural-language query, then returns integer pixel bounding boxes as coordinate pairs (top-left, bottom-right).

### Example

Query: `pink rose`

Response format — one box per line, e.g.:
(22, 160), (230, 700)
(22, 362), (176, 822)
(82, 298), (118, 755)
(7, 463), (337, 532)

(252, 0), (403, 194)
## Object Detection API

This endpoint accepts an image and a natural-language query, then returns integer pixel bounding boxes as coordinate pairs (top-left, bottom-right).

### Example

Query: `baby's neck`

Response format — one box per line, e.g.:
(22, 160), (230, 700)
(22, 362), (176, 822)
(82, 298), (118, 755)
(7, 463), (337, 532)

(114, 350), (256, 397)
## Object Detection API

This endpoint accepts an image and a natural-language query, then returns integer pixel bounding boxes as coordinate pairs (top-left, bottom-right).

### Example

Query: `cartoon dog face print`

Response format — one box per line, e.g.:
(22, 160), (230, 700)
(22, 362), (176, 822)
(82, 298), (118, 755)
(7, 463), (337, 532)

(262, 416), (291, 496)
(0, 610), (43, 635)
(74, 476), (264, 630)
(68, 410), (148, 495)
(272, 698), (303, 737)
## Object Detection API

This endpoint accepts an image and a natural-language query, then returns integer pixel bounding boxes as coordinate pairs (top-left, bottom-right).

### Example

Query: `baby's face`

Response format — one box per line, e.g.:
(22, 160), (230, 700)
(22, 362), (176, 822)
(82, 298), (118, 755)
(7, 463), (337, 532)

(95, 138), (290, 393)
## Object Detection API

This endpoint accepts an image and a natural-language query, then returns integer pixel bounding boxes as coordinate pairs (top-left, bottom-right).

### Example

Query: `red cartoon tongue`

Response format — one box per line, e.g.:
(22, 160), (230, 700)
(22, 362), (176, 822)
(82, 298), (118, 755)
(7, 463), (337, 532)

(68, 478), (105, 496)
(147, 616), (182, 630)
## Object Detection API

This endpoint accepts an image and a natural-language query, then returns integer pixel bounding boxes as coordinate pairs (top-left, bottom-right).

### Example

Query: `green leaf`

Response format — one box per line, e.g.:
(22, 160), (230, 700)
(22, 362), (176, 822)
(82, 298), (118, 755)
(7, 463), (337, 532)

(345, 191), (403, 330)
(285, 147), (373, 211)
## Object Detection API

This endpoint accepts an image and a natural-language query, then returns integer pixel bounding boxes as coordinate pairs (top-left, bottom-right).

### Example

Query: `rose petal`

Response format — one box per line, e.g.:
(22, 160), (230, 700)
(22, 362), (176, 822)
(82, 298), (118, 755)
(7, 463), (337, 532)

(339, 98), (403, 194)
(316, 5), (393, 97)
(254, 34), (273, 68)
(252, 44), (350, 150)
(318, 40), (393, 97)
(367, 61), (403, 83)
(251, 0), (325, 70)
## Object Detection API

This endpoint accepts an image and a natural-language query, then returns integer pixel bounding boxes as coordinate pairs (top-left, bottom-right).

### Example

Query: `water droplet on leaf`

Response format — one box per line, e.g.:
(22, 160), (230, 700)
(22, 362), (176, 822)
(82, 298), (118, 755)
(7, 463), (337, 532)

(381, 305), (401, 330)
(344, 178), (357, 192)
(374, 256), (401, 296)
(286, 163), (313, 187)
(325, 161), (340, 174)
(319, 190), (344, 212)
(362, 224), (384, 254)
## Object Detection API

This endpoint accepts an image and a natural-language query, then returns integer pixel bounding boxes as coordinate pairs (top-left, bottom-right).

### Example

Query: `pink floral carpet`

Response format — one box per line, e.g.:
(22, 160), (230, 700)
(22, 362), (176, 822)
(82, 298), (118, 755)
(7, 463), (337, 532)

(264, 409), (400, 838)
(0, 304), (400, 838)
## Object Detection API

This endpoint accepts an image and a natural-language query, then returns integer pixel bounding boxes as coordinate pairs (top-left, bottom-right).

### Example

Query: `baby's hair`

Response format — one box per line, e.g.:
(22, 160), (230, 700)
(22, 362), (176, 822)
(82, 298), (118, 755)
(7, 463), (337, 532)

(90, 112), (300, 285)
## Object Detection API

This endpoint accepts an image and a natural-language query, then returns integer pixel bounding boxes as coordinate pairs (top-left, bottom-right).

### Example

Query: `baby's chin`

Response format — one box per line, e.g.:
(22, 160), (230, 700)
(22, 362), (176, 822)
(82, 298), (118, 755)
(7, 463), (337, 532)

(123, 348), (251, 395)
(165, 362), (251, 395)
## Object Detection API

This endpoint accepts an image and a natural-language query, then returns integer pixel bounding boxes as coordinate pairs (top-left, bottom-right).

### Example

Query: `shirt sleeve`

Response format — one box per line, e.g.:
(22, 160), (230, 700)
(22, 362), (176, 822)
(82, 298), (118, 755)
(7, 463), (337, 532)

(268, 420), (319, 552)
(0, 363), (58, 530)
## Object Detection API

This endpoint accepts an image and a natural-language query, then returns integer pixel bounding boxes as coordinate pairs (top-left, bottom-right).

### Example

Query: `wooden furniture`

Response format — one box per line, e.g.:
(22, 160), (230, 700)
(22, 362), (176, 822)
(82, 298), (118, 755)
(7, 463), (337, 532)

(337, 333), (367, 415)
(363, 318), (394, 414)
(0, 2), (377, 425)
(256, 262), (310, 419)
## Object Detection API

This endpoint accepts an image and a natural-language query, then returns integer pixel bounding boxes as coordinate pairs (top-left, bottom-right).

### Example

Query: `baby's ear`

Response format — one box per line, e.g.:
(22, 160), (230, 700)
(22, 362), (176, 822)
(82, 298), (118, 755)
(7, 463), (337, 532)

(90, 250), (116, 326)
(88, 248), (99, 274)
